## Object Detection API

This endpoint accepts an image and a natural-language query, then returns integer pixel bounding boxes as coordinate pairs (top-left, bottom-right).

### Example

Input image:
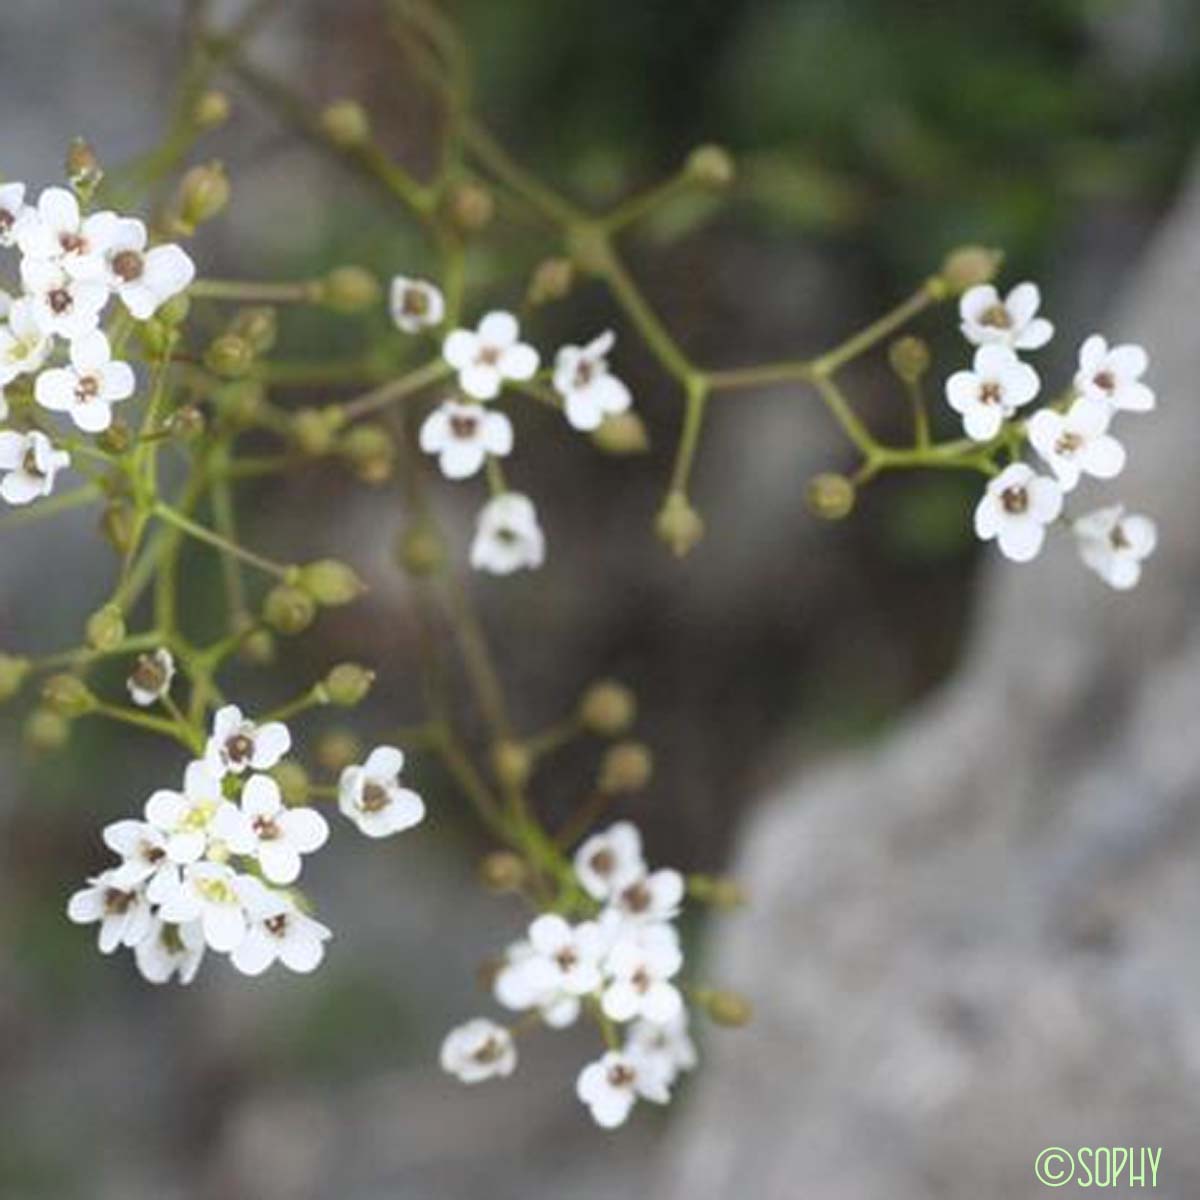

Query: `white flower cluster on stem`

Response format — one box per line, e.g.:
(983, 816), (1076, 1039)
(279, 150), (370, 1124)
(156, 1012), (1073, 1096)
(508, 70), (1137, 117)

(439, 821), (699, 1129)
(947, 280), (1158, 588)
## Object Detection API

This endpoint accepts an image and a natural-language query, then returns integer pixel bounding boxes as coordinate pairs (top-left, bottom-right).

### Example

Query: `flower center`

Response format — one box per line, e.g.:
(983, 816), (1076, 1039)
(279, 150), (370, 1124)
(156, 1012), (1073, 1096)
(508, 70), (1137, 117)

(450, 414), (479, 439)
(621, 881), (652, 913)
(1110, 524), (1130, 551)
(589, 848), (615, 877)
(103, 887), (134, 915)
(1001, 485), (1029, 515)
(253, 815), (281, 841)
(402, 287), (428, 316)
(473, 1036), (505, 1064)
(980, 303), (1012, 329)
(476, 345), (501, 367)
(362, 781), (391, 812)
(1094, 370), (1116, 393)
(75, 374), (101, 404)
(607, 1063), (636, 1089)
(631, 966), (652, 993)
(196, 876), (236, 905)
(265, 914), (289, 937)
(59, 232), (87, 256)
(160, 923), (186, 954)
(554, 946), (579, 972)
(181, 801), (216, 832)
(573, 360), (596, 389)
(979, 381), (1003, 406)
(141, 841), (166, 865)
(0, 209), (13, 235)
(225, 732), (255, 764)
(131, 655), (167, 694)
(21, 449), (43, 478)
(112, 249), (145, 282)
(48, 287), (73, 315)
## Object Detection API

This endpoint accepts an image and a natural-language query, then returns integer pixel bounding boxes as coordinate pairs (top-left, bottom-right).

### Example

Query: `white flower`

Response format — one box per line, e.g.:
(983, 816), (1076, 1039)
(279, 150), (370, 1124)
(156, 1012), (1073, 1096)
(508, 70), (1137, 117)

(126, 648), (176, 707)
(1027, 398), (1125, 492)
(553, 331), (632, 431)
(338, 745), (426, 838)
(155, 861), (255, 952)
(1074, 335), (1154, 413)
(973, 462), (1064, 563)
(470, 492), (545, 575)
(104, 218), (195, 320)
(0, 297), (52, 385)
(526, 914), (606, 996)
(609, 868), (685, 926)
(238, 773), (329, 884)
(34, 329), (136, 434)
(0, 181), (27, 247)
(67, 869), (154, 954)
(1073, 505), (1157, 591)
(205, 704), (292, 775)
(0, 430), (70, 506)
(389, 275), (445, 334)
(624, 1013), (698, 1087)
(574, 821), (645, 901)
(229, 880), (331, 975)
(601, 923), (684, 1025)
(576, 1051), (670, 1129)
(493, 940), (581, 1028)
(440, 1018), (517, 1084)
(144, 759), (254, 865)
(16, 186), (118, 279)
(442, 310), (539, 401)
(959, 282), (1054, 350)
(945, 345), (1040, 441)
(418, 399), (513, 479)
(103, 818), (175, 895)
(134, 918), (205, 985)
(21, 256), (109, 339)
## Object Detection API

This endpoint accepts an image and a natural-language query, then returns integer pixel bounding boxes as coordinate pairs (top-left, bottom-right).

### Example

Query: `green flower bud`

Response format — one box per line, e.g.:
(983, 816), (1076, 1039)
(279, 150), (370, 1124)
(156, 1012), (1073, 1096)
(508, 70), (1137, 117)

(598, 740), (653, 795)
(192, 89), (232, 130)
(316, 728), (361, 773)
(238, 628), (277, 666)
(25, 707), (70, 753)
(100, 503), (137, 557)
(263, 585), (317, 636)
(696, 987), (753, 1027)
(579, 680), (636, 736)
(86, 604), (126, 652)
(229, 306), (278, 355)
(271, 760), (311, 805)
(204, 332), (255, 379)
(591, 411), (650, 455)
(655, 491), (705, 557)
(323, 662), (376, 707)
(479, 850), (527, 893)
(215, 380), (266, 428)
(491, 740), (532, 790)
(939, 245), (1001, 295)
(526, 256), (575, 306)
(41, 673), (96, 718)
(888, 335), (932, 384)
(340, 423), (395, 484)
(0, 654), (31, 703)
(445, 181), (495, 234)
(320, 266), (380, 313)
(688, 874), (746, 909)
(174, 161), (230, 234)
(169, 405), (206, 440)
(394, 521), (446, 576)
(299, 560), (366, 607)
(319, 100), (371, 148)
(805, 472), (856, 521)
(291, 407), (342, 456)
(686, 143), (736, 189)
(96, 422), (132, 455)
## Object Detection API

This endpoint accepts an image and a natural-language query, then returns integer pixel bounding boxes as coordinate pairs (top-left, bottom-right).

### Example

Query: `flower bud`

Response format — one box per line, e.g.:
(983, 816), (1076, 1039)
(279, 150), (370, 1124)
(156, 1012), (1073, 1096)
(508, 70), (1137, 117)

(444, 181), (495, 234)
(340, 423), (395, 484)
(263, 585), (317, 636)
(939, 245), (1001, 294)
(299, 560), (367, 607)
(394, 521), (446, 576)
(655, 491), (705, 557)
(696, 987), (753, 1027)
(169, 404), (206, 441)
(320, 266), (380, 313)
(805, 472), (856, 520)
(96, 422), (132, 455)
(887, 335), (931, 384)
(192, 89), (232, 130)
(686, 144), (736, 189)
(492, 740), (532, 790)
(565, 222), (612, 275)
(591, 412), (650, 455)
(41, 673), (96, 718)
(66, 137), (104, 195)
(319, 99), (371, 148)
(174, 161), (230, 234)
(229, 306), (278, 355)
(0, 654), (30, 703)
(204, 332), (255, 379)
(316, 728), (361, 773)
(323, 662), (375, 707)
(213, 379), (264, 429)
(479, 851), (527, 893)
(526, 257), (575, 306)
(291, 407), (342, 456)
(271, 760), (311, 805)
(86, 604), (125, 652)
(100, 502), (137, 556)
(25, 707), (69, 753)
(238, 628), (277, 666)
(688, 874), (746, 909)
(598, 740), (653, 795)
(579, 680), (636, 736)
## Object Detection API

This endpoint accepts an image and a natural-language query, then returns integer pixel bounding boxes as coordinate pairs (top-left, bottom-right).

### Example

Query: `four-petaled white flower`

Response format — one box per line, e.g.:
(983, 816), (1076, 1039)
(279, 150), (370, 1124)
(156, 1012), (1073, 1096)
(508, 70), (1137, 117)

(442, 311), (539, 401)
(973, 462), (1064, 563)
(338, 745), (426, 838)
(419, 398), (513, 479)
(493, 939), (583, 1029)
(440, 1019), (518, 1084)
(390, 275), (445, 334)
(1074, 505), (1157, 591)
(67, 869), (154, 954)
(553, 331), (633, 431)
(470, 492), (545, 575)
(21, 256), (108, 339)
(576, 1051), (670, 1129)
(945, 345), (1040, 442)
(103, 818), (175, 895)
(144, 759), (253, 865)
(205, 705), (292, 775)
(624, 1013), (698, 1087)
(1074, 335), (1154, 414)
(103, 217), (195, 320)
(230, 879), (331, 975)
(525, 914), (606, 996)
(127, 647), (176, 708)
(1027, 398), (1125, 492)
(601, 923), (685, 1024)
(609, 868), (685, 926)
(34, 329), (135, 433)
(959, 281), (1054, 351)
(238, 773), (329, 884)
(0, 182), (27, 247)
(574, 821), (645, 901)
(0, 429), (69, 506)
(155, 861), (256, 952)
(0, 296), (51, 385)
(134, 918), (206, 985)
(16, 186), (117, 280)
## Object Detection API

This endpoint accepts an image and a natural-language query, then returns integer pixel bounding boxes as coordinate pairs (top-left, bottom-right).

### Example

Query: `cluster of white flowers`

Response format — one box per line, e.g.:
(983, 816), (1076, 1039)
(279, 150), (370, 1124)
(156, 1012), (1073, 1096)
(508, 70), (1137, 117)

(67, 705), (426, 983)
(440, 821), (698, 1129)
(389, 276), (634, 578)
(0, 182), (194, 505)
(948, 282), (1158, 588)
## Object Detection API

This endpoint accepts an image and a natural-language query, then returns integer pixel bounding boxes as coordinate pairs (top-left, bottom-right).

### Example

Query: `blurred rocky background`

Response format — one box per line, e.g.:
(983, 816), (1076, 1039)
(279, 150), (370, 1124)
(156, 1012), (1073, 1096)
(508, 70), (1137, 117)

(2, 1), (1199, 1196)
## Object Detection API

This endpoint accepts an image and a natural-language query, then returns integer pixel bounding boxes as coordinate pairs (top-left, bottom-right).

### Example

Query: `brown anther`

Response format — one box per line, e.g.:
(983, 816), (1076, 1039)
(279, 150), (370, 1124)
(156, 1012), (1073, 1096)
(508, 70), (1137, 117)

(265, 914), (289, 936)
(979, 303), (1012, 329)
(361, 781), (391, 813)
(620, 881), (652, 914)
(1094, 370), (1116, 393)
(449, 414), (479, 439)
(48, 288), (72, 315)
(402, 288), (428, 317)
(111, 250), (144, 282)
(979, 381), (1003, 406)
(607, 1063), (636, 1088)
(1001, 486), (1029, 515)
